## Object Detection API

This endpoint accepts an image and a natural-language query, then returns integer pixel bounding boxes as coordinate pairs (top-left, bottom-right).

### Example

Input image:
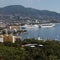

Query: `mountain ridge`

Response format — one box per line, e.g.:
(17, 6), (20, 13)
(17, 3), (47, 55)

(0, 5), (60, 21)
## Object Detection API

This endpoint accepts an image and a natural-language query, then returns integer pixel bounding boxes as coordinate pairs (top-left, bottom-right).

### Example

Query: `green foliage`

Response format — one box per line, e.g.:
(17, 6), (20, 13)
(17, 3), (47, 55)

(0, 39), (60, 60)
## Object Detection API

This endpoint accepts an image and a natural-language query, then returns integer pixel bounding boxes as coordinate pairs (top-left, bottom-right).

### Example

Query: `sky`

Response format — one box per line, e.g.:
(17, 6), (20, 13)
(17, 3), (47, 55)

(0, 0), (60, 13)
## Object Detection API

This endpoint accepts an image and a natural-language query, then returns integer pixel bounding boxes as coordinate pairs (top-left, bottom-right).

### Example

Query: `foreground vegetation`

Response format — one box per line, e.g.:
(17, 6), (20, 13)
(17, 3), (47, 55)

(0, 39), (60, 60)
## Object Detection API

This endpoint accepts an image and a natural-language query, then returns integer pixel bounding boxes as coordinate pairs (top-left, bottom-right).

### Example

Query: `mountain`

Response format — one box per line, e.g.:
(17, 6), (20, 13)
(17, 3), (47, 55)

(0, 5), (60, 21)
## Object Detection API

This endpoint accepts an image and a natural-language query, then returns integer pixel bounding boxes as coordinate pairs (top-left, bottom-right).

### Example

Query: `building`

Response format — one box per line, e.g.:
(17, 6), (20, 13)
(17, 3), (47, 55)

(0, 34), (21, 43)
(0, 35), (3, 42)
(0, 22), (6, 28)
(3, 34), (14, 43)
(9, 25), (20, 30)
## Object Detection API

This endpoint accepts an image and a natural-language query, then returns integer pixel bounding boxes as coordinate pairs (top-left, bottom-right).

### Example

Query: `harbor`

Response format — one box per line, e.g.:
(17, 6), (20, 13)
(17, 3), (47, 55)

(21, 23), (55, 29)
(20, 23), (60, 41)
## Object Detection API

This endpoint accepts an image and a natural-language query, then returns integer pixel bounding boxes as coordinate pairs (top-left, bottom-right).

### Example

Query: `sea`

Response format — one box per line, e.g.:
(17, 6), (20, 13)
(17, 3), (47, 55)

(20, 23), (60, 41)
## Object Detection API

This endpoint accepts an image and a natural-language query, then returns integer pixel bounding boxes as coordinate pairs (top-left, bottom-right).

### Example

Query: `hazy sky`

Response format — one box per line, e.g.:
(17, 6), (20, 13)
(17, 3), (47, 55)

(0, 0), (60, 13)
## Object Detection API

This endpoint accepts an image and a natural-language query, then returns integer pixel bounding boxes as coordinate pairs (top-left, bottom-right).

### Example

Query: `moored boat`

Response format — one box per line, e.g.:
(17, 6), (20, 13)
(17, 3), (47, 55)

(21, 24), (39, 29)
(40, 23), (55, 28)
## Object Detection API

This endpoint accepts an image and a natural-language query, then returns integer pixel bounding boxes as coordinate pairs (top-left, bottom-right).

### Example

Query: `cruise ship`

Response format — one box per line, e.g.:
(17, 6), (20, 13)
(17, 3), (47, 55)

(40, 23), (55, 28)
(21, 24), (39, 29)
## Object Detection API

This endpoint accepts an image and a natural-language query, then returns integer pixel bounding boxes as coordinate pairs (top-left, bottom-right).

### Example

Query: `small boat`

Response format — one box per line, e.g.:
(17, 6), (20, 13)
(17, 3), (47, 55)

(40, 23), (55, 28)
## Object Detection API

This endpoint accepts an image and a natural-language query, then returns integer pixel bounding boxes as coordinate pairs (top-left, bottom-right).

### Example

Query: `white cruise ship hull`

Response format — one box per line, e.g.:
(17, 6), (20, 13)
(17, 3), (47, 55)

(40, 23), (55, 28)
(21, 24), (39, 29)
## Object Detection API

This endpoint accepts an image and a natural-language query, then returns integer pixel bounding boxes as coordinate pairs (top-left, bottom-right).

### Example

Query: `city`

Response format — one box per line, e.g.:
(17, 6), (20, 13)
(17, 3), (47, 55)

(0, 0), (60, 60)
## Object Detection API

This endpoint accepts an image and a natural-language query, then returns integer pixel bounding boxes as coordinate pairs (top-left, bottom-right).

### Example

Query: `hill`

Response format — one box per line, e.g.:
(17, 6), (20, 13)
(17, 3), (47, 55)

(0, 5), (60, 22)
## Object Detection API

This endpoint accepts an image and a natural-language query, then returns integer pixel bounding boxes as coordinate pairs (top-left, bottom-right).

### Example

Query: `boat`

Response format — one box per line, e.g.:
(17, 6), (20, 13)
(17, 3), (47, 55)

(21, 24), (39, 29)
(40, 23), (55, 28)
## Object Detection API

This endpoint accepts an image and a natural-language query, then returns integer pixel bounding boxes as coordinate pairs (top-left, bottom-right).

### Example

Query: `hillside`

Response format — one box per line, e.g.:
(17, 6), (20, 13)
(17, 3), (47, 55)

(0, 5), (60, 21)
